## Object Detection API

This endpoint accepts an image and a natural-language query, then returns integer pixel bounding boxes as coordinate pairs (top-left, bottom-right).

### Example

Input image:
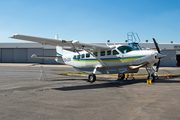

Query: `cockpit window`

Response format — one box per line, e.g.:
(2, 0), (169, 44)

(117, 46), (135, 54)
(113, 50), (119, 55)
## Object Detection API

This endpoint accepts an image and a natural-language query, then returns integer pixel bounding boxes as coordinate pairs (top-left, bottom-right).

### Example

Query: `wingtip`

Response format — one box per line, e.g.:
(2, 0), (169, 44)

(9, 33), (19, 38)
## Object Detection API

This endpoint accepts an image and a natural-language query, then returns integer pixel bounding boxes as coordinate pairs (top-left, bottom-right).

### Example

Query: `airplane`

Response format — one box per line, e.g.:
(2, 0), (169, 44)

(10, 34), (166, 83)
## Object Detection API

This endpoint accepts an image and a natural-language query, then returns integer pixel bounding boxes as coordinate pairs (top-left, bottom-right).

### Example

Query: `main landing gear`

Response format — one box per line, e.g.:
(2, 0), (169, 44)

(87, 67), (97, 83)
(88, 73), (96, 82)
(117, 73), (125, 80)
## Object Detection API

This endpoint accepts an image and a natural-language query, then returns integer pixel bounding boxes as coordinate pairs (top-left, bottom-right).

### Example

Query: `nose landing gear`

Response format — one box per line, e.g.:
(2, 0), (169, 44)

(147, 74), (155, 82)
(146, 66), (157, 83)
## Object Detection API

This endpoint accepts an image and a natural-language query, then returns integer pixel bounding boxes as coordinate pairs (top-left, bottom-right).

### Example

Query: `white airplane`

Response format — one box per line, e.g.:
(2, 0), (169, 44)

(10, 34), (166, 82)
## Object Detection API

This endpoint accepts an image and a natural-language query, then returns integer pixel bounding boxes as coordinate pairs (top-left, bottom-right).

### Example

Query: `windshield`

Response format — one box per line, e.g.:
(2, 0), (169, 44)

(117, 46), (135, 54)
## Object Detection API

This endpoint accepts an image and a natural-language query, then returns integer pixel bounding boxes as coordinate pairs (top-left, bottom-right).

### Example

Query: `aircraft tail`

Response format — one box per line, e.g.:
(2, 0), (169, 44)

(55, 34), (64, 57)
(56, 46), (75, 56)
(56, 46), (63, 57)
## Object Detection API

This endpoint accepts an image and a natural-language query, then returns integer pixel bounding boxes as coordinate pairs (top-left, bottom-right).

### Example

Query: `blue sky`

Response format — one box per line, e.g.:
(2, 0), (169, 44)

(1, 0), (180, 43)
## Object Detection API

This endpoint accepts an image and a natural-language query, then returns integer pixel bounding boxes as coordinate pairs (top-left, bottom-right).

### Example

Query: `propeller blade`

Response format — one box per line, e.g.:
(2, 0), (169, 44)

(153, 38), (160, 53)
(155, 59), (161, 72)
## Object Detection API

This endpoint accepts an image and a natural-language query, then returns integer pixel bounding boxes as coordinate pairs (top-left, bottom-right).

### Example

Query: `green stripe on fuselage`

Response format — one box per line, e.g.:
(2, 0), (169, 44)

(73, 56), (142, 62)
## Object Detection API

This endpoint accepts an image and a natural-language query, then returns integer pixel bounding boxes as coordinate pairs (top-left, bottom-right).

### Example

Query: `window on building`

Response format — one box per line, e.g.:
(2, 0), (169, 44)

(174, 45), (178, 49)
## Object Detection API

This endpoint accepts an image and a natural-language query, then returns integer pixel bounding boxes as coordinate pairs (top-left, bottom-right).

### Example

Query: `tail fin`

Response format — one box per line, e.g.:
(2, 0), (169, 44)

(55, 34), (74, 57)
(56, 46), (63, 57)
(55, 34), (63, 57)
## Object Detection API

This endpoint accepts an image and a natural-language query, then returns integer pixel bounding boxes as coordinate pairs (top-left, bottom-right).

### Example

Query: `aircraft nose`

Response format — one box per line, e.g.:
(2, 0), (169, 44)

(157, 52), (166, 59)
(153, 51), (166, 59)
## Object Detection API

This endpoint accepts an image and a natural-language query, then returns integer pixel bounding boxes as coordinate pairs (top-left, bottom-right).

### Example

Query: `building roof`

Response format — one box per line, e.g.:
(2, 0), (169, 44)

(0, 42), (180, 50)
(0, 43), (55, 49)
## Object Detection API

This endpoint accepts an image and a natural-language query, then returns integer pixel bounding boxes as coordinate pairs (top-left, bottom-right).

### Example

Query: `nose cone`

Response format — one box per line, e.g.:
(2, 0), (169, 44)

(157, 52), (166, 59)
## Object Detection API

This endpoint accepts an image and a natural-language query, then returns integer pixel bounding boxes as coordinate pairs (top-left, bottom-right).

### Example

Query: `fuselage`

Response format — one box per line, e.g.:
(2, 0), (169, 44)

(56, 45), (159, 69)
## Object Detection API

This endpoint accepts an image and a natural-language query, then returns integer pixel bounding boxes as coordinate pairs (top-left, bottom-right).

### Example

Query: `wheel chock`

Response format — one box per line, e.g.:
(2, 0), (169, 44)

(147, 79), (152, 84)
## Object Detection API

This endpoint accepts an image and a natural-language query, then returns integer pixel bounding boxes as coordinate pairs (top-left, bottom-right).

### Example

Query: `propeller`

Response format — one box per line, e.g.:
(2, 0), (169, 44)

(155, 59), (160, 73)
(153, 38), (160, 53)
(152, 38), (166, 73)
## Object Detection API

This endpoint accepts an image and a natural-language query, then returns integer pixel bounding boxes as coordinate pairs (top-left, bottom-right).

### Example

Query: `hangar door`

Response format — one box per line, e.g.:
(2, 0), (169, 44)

(44, 49), (57, 64)
(2, 49), (14, 63)
(14, 49), (27, 63)
(28, 48), (43, 63)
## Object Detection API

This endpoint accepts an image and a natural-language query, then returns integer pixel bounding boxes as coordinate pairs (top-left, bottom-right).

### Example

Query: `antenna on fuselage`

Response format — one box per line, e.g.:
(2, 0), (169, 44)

(55, 34), (59, 40)
(106, 40), (110, 46)
(55, 34), (62, 40)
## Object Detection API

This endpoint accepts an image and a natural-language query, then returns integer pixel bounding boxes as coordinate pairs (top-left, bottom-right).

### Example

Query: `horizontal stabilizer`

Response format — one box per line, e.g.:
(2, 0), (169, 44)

(31, 54), (61, 59)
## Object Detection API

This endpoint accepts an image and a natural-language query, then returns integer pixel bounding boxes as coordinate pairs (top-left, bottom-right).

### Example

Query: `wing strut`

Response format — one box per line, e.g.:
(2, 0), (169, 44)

(70, 41), (81, 56)
(82, 47), (107, 67)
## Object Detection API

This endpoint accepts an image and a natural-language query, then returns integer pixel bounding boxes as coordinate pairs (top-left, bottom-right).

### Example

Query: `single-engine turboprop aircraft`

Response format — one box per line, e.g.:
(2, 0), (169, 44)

(10, 34), (166, 82)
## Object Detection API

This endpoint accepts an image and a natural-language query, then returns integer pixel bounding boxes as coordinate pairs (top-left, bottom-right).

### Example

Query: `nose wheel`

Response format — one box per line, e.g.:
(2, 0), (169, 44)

(147, 74), (155, 82)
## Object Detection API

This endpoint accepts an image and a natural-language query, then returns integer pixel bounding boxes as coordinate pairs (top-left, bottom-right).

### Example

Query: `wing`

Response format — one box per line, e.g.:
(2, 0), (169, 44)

(10, 34), (110, 51)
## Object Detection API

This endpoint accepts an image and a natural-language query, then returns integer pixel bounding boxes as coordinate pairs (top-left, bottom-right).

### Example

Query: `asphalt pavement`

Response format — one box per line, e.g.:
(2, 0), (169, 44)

(0, 64), (180, 120)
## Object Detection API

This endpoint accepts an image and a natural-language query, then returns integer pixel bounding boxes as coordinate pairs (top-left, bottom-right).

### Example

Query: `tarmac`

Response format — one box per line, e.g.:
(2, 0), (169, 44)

(0, 63), (180, 120)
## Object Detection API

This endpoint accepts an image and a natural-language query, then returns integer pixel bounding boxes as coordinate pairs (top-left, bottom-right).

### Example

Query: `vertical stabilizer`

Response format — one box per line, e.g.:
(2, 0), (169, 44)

(56, 46), (63, 57)
(55, 34), (63, 57)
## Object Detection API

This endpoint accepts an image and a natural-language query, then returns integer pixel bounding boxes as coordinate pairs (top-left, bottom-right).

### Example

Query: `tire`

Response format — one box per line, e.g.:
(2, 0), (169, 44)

(147, 74), (155, 82)
(117, 73), (125, 80)
(88, 73), (96, 82)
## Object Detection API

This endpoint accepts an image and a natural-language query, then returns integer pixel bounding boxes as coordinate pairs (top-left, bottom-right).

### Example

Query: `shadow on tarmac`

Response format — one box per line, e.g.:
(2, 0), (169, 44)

(50, 79), (88, 82)
(52, 77), (180, 91)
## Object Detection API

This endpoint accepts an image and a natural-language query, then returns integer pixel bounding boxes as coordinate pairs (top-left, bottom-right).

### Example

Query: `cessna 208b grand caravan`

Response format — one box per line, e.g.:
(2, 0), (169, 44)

(10, 34), (166, 82)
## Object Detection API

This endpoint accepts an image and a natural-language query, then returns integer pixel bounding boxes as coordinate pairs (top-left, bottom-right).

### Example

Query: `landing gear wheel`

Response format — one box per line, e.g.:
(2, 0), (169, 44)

(117, 73), (125, 80)
(147, 74), (155, 82)
(88, 73), (96, 82)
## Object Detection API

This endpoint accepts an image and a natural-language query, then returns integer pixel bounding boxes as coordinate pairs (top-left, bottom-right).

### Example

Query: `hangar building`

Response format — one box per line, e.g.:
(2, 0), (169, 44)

(0, 42), (179, 67)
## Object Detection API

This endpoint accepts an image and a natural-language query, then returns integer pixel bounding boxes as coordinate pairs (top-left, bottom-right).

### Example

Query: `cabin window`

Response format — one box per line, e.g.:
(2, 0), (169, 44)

(77, 55), (80, 59)
(86, 53), (90, 58)
(73, 55), (76, 59)
(101, 51), (105, 56)
(107, 50), (111, 55)
(117, 46), (135, 54)
(113, 50), (119, 55)
(81, 54), (85, 58)
(93, 52), (98, 56)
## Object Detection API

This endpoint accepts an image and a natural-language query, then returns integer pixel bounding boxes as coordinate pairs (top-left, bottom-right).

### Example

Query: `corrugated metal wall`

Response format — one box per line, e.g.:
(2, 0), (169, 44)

(27, 48), (44, 63)
(0, 48), (57, 64)
(160, 50), (177, 67)
(0, 49), (1, 62)
(43, 49), (57, 64)
(0, 48), (178, 66)
(2, 49), (14, 63)
(14, 49), (27, 63)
